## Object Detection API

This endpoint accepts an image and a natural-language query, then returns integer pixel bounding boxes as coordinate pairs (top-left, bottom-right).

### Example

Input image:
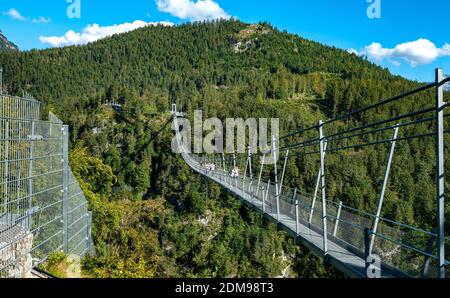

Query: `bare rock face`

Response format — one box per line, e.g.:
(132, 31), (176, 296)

(0, 30), (19, 51)
(0, 224), (34, 278)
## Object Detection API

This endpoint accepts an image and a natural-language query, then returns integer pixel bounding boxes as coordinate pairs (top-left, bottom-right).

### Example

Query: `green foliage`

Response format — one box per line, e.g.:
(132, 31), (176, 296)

(70, 144), (117, 195)
(39, 251), (68, 278)
(46, 251), (66, 267)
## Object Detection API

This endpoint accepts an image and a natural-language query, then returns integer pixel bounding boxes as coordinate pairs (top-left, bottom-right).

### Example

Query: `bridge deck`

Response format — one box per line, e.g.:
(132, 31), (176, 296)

(193, 164), (400, 278)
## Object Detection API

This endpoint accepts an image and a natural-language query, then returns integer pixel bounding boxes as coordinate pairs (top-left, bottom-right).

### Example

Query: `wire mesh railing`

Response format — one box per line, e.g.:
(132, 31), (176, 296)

(0, 94), (92, 278)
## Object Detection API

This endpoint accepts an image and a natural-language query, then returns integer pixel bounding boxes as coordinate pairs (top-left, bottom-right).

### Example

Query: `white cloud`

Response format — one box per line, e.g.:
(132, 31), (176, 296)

(33, 16), (51, 24)
(156, 0), (231, 22)
(39, 20), (174, 47)
(352, 39), (450, 67)
(3, 8), (26, 21)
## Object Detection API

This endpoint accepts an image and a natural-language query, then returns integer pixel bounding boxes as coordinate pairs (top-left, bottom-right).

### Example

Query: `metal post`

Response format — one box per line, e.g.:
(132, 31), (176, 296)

(248, 147), (254, 203)
(256, 154), (265, 198)
(27, 121), (35, 229)
(370, 125), (399, 253)
(233, 153), (237, 188)
(272, 135), (280, 222)
(0, 68), (3, 94)
(62, 125), (69, 253)
(222, 155), (226, 183)
(294, 188), (299, 236)
(279, 149), (290, 197)
(222, 154), (226, 172)
(309, 142), (328, 224)
(243, 151), (249, 195)
(364, 227), (371, 277)
(318, 120), (328, 255)
(435, 68), (446, 278)
(333, 201), (343, 237)
(263, 179), (270, 214)
(3, 121), (9, 220)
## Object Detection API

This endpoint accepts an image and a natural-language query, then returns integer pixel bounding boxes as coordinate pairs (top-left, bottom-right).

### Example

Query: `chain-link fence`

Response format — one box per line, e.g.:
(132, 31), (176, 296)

(0, 94), (92, 278)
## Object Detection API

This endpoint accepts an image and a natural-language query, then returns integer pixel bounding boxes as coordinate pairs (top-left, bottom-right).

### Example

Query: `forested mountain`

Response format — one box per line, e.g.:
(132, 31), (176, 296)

(0, 30), (18, 51)
(0, 20), (448, 277)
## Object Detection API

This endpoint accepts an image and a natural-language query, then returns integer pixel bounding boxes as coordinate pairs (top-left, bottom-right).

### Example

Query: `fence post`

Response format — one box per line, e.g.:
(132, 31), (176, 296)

(248, 146), (254, 203)
(233, 153), (237, 188)
(256, 154), (265, 198)
(272, 135), (280, 222)
(27, 121), (35, 229)
(264, 179), (270, 214)
(435, 68), (446, 278)
(243, 150), (249, 195)
(294, 188), (299, 236)
(309, 142), (328, 224)
(333, 201), (343, 237)
(279, 149), (289, 197)
(222, 154), (226, 172)
(318, 120), (328, 255)
(370, 125), (399, 253)
(364, 227), (371, 278)
(3, 121), (9, 220)
(62, 125), (69, 253)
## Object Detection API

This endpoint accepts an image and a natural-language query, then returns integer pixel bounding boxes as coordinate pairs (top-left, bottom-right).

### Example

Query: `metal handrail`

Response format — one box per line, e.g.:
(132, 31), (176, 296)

(281, 81), (438, 141)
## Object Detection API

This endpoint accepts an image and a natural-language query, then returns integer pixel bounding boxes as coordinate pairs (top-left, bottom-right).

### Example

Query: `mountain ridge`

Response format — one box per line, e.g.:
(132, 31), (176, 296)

(0, 30), (19, 51)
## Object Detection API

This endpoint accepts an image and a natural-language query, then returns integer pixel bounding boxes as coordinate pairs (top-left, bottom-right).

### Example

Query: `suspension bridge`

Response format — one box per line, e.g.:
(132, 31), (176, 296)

(172, 69), (450, 278)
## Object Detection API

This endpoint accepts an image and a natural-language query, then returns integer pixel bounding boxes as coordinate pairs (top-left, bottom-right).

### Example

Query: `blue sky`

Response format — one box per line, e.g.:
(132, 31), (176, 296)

(0, 0), (449, 82)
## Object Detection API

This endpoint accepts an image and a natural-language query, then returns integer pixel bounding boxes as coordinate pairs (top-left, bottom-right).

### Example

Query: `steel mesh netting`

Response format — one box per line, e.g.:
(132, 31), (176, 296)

(0, 94), (92, 278)
(371, 217), (440, 277)
(67, 170), (91, 256)
(329, 203), (372, 251)
(264, 181), (277, 215)
(278, 187), (296, 221)
(292, 190), (313, 224)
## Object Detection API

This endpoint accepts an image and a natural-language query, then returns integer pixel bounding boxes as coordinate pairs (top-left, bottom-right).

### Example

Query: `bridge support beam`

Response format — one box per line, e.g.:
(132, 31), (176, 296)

(318, 120), (328, 255)
(263, 179), (271, 214)
(248, 147), (254, 204)
(233, 153), (237, 188)
(222, 154), (226, 172)
(435, 68), (446, 278)
(27, 121), (35, 230)
(279, 149), (290, 197)
(272, 136), (280, 222)
(243, 150), (249, 196)
(370, 124), (399, 254)
(309, 142), (328, 224)
(256, 154), (265, 198)
(333, 201), (343, 237)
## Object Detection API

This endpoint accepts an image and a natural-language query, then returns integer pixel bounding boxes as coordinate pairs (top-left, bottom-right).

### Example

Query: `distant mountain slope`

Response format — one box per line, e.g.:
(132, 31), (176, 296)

(0, 20), (421, 121)
(0, 30), (18, 51)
